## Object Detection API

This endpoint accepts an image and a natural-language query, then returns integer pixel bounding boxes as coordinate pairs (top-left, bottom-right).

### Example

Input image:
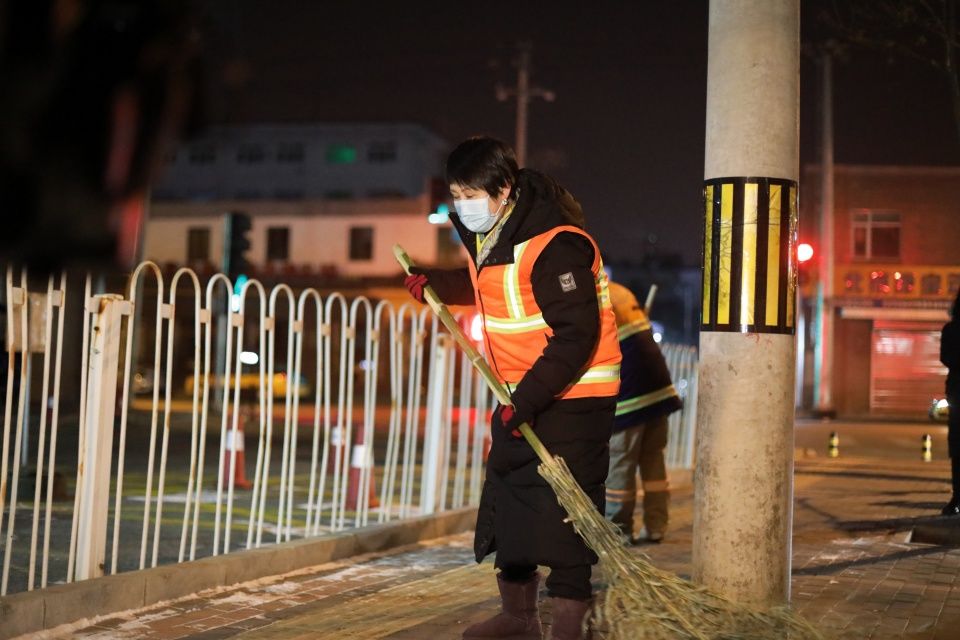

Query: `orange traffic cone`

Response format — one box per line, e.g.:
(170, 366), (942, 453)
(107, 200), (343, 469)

(223, 410), (251, 490)
(345, 426), (379, 511)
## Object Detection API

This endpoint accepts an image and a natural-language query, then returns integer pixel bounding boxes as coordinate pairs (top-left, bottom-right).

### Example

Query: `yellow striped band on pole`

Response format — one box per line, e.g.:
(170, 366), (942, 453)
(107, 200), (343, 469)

(702, 177), (798, 334)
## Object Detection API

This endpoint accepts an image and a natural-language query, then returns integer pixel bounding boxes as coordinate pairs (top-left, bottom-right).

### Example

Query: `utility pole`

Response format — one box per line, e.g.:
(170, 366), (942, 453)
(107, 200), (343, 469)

(694, 0), (800, 606)
(813, 52), (835, 416)
(496, 42), (555, 167)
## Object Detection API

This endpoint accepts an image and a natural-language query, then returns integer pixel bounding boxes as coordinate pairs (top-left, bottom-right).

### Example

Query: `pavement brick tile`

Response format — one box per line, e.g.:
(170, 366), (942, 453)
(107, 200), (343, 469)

(148, 608), (220, 627)
(904, 616), (938, 632)
(205, 608), (262, 623)
(184, 616), (240, 632)
(222, 616), (273, 631)
(173, 629), (239, 640)
(878, 617), (911, 633)
(204, 601), (251, 614)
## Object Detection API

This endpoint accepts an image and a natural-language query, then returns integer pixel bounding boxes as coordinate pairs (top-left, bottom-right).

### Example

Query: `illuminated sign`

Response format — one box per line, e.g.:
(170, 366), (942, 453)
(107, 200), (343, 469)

(837, 265), (960, 300)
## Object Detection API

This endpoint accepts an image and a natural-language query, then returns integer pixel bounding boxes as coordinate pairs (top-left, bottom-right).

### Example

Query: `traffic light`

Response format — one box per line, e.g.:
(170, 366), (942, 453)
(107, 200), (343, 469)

(797, 243), (814, 290)
(223, 211), (251, 279)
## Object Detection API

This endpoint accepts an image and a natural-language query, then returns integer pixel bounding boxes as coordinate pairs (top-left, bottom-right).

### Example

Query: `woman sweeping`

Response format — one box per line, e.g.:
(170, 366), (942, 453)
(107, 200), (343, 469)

(404, 136), (621, 640)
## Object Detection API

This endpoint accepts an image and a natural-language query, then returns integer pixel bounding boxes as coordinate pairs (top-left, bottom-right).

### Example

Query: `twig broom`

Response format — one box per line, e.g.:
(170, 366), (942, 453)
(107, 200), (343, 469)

(394, 244), (824, 640)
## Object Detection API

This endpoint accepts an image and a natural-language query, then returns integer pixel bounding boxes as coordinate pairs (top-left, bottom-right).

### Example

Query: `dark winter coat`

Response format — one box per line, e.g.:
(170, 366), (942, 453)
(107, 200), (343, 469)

(424, 169), (616, 568)
(614, 328), (683, 432)
(940, 319), (960, 456)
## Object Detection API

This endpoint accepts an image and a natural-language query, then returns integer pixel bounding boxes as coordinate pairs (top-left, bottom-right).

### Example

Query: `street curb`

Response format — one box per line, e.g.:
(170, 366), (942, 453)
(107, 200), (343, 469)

(0, 506), (477, 639)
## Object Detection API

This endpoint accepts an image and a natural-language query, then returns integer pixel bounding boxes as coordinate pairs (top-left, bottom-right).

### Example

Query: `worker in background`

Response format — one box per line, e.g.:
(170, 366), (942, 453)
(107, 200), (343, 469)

(605, 281), (682, 544)
(404, 136), (621, 640)
(940, 289), (960, 515)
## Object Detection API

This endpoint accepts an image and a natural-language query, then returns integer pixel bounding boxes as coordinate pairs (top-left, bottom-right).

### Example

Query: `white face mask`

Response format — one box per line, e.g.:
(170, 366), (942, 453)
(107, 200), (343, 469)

(455, 196), (504, 233)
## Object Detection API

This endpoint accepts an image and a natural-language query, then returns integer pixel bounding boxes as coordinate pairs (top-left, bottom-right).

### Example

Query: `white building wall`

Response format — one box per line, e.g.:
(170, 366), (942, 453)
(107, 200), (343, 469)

(142, 215), (226, 266)
(144, 196), (455, 277)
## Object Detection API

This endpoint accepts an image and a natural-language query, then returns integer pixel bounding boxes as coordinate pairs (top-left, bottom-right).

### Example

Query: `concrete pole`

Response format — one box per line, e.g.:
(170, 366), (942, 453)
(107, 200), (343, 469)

(495, 43), (554, 168)
(813, 53), (835, 415)
(693, 0), (800, 606)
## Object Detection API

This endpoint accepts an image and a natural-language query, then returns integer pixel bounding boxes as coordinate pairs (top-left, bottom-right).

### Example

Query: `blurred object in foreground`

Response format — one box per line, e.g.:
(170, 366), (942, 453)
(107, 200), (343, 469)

(0, 0), (204, 272)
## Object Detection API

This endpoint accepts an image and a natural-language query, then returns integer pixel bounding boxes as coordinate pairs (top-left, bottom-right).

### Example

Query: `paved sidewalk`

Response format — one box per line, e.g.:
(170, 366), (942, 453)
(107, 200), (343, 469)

(30, 456), (960, 639)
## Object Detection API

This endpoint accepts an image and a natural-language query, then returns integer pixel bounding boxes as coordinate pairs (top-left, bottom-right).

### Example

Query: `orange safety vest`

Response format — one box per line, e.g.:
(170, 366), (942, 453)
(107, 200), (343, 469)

(468, 225), (621, 400)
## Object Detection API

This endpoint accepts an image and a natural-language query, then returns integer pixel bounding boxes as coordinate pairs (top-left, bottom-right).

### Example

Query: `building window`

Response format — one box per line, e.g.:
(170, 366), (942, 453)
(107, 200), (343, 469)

(349, 227), (373, 261)
(188, 145), (216, 164)
(187, 227), (210, 262)
(852, 211), (900, 261)
(367, 140), (397, 163)
(273, 188), (304, 200)
(326, 144), (357, 164)
(266, 227), (290, 262)
(277, 142), (305, 163)
(237, 143), (265, 164)
(187, 188), (220, 201)
(151, 188), (178, 201)
(367, 188), (406, 198)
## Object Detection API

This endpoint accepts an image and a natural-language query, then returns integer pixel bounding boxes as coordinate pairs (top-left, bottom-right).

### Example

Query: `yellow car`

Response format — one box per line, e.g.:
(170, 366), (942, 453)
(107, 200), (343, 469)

(183, 372), (310, 399)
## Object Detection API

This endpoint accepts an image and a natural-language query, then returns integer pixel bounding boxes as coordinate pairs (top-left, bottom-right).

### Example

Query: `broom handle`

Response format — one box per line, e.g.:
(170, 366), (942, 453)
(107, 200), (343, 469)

(393, 244), (554, 464)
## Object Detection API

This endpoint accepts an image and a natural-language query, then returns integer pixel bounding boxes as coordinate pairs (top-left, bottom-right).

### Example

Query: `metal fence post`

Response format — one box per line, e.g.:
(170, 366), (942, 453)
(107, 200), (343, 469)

(420, 332), (450, 514)
(74, 294), (125, 581)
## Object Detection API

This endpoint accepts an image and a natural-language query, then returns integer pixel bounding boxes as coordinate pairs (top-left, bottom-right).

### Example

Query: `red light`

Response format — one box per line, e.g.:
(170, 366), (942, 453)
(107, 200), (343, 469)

(797, 243), (814, 263)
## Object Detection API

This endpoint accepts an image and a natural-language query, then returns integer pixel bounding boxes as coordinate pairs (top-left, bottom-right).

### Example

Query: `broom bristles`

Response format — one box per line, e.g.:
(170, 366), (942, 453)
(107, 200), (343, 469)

(538, 455), (825, 640)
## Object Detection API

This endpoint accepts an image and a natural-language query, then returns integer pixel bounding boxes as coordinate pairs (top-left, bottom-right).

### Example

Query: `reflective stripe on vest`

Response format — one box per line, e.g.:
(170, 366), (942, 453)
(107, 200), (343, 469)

(615, 384), (679, 416)
(470, 225), (622, 400)
(484, 313), (549, 334)
(617, 318), (653, 341)
(506, 363), (621, 389)
(576, 363), (621, 385)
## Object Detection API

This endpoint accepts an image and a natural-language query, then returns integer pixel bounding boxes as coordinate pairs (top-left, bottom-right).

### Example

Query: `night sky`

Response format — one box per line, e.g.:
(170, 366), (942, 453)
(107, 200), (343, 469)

(195, 0), (959, 266)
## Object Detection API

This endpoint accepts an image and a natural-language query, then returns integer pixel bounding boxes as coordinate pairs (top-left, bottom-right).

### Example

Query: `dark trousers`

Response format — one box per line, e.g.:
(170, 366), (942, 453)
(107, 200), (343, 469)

(500, 564), (592, 601)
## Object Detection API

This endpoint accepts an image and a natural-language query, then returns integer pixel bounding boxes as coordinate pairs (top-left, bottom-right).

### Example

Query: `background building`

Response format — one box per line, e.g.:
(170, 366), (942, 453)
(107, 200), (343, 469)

(143, 123), (461, 279)
(800, 165), (960, 417)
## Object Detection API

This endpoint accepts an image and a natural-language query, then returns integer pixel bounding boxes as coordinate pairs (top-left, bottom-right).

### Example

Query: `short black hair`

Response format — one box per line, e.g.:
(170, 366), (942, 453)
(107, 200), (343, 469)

(445, 136), (520, 199)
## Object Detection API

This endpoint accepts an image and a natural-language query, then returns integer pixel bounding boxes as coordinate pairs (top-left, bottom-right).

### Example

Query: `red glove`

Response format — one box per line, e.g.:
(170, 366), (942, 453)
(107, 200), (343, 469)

(496, 405), (525, 439)
(404, 273), (428, 303)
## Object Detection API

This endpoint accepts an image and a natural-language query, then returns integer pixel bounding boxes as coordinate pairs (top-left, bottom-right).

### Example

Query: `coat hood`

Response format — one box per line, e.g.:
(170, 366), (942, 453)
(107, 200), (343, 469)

(450, 169), (585, 266)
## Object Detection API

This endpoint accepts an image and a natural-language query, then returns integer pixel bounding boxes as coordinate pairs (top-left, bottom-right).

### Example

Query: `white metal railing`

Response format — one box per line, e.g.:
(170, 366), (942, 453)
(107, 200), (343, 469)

(662, 343), (699, 469)
(0, 262), (700, 597)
